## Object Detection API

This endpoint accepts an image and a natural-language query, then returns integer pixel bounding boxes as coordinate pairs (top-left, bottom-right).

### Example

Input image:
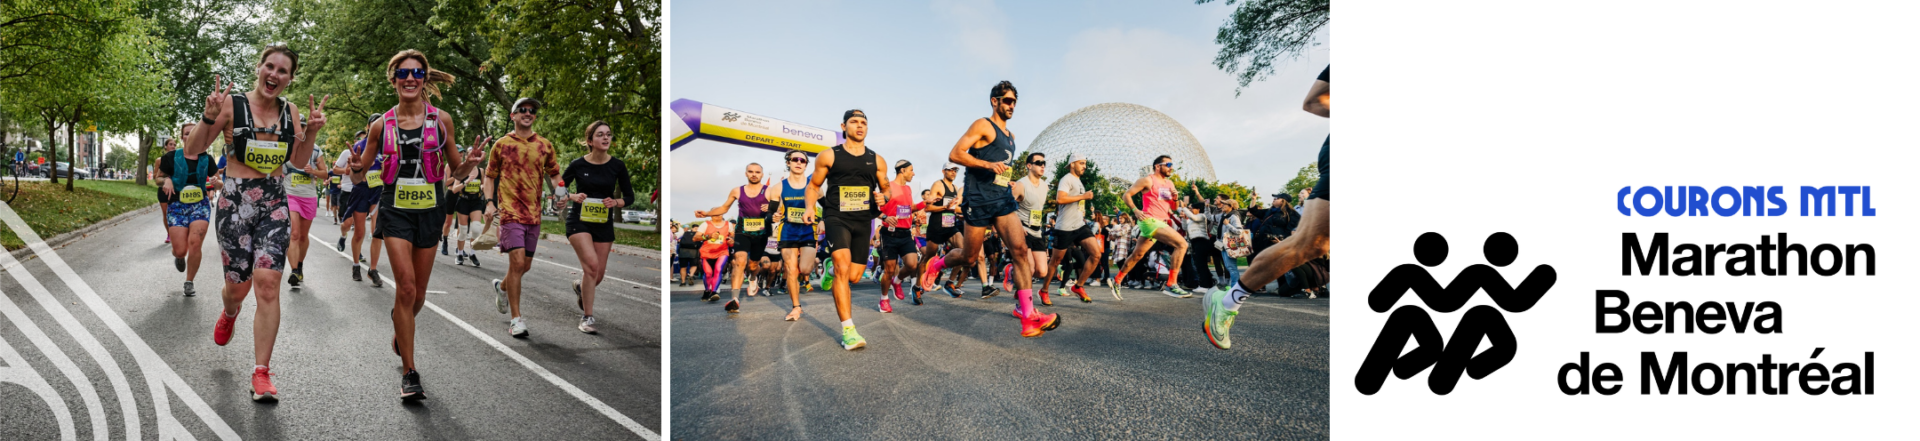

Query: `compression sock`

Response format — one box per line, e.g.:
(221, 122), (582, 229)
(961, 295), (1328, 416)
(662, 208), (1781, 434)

(1016, 289), (1034, 315)
(1227, 280), (1250, 311)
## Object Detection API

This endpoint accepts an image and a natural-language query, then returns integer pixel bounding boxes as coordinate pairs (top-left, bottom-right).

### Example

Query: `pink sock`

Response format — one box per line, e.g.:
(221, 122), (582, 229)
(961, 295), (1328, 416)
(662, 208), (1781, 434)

(1016, 289), (1033, 315)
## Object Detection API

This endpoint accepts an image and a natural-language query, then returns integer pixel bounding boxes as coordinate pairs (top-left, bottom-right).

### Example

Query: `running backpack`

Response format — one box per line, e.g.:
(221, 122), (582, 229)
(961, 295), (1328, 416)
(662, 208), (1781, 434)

(379, 104), (446, 185)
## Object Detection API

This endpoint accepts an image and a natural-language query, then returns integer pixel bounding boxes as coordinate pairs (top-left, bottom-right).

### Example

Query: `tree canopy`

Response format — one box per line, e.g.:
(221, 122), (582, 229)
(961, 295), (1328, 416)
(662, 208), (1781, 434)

(1199, 0), (1328, 94)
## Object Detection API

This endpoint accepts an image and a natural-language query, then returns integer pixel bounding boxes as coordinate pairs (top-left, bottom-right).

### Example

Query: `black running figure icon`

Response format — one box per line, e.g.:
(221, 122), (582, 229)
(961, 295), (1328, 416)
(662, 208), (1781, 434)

(1355, 232), (1556, 395)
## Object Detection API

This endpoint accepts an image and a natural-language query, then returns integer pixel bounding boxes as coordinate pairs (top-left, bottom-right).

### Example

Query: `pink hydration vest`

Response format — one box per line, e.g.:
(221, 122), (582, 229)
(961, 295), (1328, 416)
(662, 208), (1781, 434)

(381, 104), (446, 185)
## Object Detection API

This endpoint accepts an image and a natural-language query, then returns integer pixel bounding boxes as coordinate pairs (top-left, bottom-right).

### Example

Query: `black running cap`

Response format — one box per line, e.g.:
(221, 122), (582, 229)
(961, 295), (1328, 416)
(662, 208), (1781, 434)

(843, 109), (866, 123)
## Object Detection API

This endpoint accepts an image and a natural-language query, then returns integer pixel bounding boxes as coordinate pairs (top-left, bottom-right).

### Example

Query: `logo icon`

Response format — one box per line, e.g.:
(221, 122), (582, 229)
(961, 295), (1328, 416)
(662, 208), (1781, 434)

(721, 111), (741, 122)
(1356, 232), (1556, 394)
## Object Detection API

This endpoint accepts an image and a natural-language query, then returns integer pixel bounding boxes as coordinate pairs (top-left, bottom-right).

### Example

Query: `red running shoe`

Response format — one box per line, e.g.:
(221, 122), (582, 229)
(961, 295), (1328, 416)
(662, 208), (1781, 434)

(1072, 286), (1092, 303)
(213, 312), (236, 346)
(250, 366), (278, 402)
(1020, 310), (1061, 338)
(880, 296), (893, 313)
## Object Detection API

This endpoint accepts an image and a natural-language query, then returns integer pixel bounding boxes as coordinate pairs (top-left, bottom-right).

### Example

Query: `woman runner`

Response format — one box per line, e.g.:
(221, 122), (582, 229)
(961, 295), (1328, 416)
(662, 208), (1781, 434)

(560, 120), (635, 334)
(347, 49), (487, 400)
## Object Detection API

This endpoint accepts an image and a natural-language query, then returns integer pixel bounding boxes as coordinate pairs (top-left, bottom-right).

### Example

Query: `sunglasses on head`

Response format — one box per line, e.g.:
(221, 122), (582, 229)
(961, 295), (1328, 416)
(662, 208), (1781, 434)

(393, 68), (427, 80)
(999, 97), (1017, 106)
(515, 107), (538, 115)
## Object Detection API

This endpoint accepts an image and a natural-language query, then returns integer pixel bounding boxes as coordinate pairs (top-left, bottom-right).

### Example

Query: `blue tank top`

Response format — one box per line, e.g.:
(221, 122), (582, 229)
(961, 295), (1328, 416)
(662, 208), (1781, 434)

(780, 177), (814, 241)
(962, 119), (1015, 206)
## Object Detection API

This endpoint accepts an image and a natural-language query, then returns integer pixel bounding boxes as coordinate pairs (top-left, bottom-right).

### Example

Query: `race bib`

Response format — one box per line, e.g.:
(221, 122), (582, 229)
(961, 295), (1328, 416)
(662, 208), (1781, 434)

(329, 176), (342, 184)
(838, 186), (870, 211)
(764, 229), (781, 253)
(743, 218), (764, 232)
(581, 198), (609, 223)
(994, 174), (1010, 187)
(394, 178), (436, 210)
(786, 206), (808, 223)
(367, 169), (384, 187)
(1029, 209), (1044, 226)
(243, 139), (289, 174)
(179, 185), (205, 204)
(290, 173), (312, 186)
(941, 213), (955, 228)
(464, 179), (482, 194)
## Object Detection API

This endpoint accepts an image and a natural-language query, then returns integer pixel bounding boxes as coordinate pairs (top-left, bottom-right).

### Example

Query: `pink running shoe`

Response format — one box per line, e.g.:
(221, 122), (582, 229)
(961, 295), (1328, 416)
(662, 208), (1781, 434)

(250, 366), (278, 402)
(919, 257), (946, 291)
(879, 296), (893, 313)
(891, 278), (905, 300)
(213, 312), (237, 346)
(1020, 310), (1061, 338)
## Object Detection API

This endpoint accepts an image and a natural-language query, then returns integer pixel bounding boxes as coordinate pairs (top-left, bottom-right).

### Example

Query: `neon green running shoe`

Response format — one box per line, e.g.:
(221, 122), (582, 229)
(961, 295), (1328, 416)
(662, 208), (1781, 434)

(1203, 287), (1238, 350)
(841, 326), (867, 351)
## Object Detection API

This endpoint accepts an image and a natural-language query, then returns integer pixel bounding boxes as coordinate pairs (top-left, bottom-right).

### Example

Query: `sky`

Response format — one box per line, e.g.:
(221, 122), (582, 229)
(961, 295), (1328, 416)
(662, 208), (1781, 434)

(669, 0), (1328, 222)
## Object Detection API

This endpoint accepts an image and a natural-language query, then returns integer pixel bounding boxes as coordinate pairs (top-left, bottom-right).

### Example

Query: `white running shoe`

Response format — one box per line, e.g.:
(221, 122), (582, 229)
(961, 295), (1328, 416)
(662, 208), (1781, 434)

(577, 316), (598, 334)
(493, 279), (508, 314)
(508, 316), (529, 338)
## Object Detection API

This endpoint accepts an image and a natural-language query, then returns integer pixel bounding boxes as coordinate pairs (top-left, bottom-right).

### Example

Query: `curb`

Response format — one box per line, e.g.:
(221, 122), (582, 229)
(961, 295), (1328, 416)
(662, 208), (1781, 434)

(7, 204), (160, 262)
(539, 233), (661, 259)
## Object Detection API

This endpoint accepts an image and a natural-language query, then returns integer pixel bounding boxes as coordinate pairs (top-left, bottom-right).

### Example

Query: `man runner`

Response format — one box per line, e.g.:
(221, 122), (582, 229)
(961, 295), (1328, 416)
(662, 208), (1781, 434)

(1202, 65), (1330, 349)
(695, 162), (774, 313)
(1111, 154), (1195, 300)
(488, 97), (564, 338)
(803, 109), (888, 350)
(1042, 152), (1099, 303)
(771, 150), (818, 321)
(1011, 152), (1053, 306)
(875, 160), (921, 310)
(922, 81), (1060, 337)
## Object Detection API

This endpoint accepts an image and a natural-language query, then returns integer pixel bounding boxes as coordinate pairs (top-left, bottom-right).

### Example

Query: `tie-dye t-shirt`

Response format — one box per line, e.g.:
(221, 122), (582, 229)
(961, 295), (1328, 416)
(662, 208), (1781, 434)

(485, 131), (560, 225)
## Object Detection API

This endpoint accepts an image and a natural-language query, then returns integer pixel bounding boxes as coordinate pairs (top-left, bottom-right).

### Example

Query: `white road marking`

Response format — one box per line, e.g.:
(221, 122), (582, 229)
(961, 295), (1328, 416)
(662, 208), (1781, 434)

(0, 330), (78, 441)
(0, 203), (241, 441)
(1245, 302), (1330, 317)
(0, 254), (126, 441)
(309, 234), (661, 441)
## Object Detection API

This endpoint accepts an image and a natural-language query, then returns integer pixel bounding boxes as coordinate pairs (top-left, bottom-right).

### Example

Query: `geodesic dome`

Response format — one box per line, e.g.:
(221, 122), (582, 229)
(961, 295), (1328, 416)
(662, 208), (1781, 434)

(1027, 103), (1216, 182)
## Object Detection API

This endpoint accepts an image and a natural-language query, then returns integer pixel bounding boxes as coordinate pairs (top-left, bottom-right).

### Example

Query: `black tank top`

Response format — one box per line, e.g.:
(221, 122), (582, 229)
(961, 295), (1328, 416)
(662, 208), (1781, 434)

(820, 144), (877, 219)
(230, 95), (297, 175)
(962, 119), (1015, 203)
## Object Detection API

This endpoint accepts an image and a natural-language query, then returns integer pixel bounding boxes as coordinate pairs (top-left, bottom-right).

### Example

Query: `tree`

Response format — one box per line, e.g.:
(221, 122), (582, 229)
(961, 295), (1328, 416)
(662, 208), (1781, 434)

(130, 0), (267, 185)
(1198, 0), (1328, 94)
(1282, 162), (1317, 200)
(105, 143), (137, 171)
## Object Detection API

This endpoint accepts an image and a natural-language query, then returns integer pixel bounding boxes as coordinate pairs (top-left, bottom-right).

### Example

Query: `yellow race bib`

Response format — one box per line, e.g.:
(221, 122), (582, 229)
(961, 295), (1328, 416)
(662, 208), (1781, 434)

(243, 139), (289, 174)
(786, 206), (808, 223)
(743, 218), (765, 232)
(394, 178), (436, 209)
(366, 169), (384, 188)
(581, 198), (609, 223)
(1028, 209), (1044, 226)
(179, 185), (205, 204)
(838, 186), (870, 211)
(330, 176), (342, 184)
(464, 179), (482, 194)
(290, 173), (312, 186)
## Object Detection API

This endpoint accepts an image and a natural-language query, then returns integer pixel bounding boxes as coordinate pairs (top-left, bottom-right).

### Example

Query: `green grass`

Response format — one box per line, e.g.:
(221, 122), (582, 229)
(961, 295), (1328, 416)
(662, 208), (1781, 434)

(539, 221), (661, 250)
(2, 180), (158, 250)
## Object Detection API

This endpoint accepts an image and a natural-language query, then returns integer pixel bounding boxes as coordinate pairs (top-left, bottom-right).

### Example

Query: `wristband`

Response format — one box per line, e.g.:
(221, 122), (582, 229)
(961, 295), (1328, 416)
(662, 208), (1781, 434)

(201, 115), (216, 125)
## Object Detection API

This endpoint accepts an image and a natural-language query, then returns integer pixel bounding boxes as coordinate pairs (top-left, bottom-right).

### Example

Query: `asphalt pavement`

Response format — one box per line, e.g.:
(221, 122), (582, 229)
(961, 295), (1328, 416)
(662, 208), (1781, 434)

(0, 203), (662, 440)
(669, 268), (1328, 440)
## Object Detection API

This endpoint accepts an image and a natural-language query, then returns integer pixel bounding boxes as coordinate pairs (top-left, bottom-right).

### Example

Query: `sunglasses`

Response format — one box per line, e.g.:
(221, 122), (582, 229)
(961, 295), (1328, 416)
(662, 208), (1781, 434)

(999, 97), (1017, 106)
(393, 68), (427, 80)
(1029, 160), (1046, 167)
(515, 107), (538, 115)
(1159, 162), (1174, 168)
(788, 156), (808, 163)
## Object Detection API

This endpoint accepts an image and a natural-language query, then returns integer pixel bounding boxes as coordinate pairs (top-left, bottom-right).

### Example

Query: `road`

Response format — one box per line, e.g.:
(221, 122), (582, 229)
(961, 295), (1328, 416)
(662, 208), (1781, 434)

(670, 270), (1328, 440)
(0, 203), (662, 440)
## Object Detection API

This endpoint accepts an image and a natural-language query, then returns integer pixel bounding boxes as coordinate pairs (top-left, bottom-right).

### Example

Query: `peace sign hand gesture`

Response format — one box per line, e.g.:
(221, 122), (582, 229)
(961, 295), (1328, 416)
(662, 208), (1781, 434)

(468, 135), (492, 162)
(202, 75), (234, 121)
(306, 94), (332, 133)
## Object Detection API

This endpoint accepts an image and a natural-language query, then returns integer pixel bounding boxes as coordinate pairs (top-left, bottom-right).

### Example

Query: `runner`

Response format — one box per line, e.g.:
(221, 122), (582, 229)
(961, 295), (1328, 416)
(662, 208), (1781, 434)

(770, 150), (817, 321)
(348, 49), (487, 398)
(1110, 154), (1195, 300)
(677, 225), (701, 287)
(921, 81), (1060, 337)
(914, 163), (974, 298)
(1203, 65), (1330, 350)
(694, 162), (773, 313)
(1010, 152), (1052, 306)
(333, 121), (388, 287)
(283, 131), (327, 290)
(449, 158), (488, 267)
(181, 44), (327, 402)
(560, 120), (634, 333)
(156, 124), (221, 296)
(486, 96), (564, 338)
(802, 109), (889, 350)
(1042, 152), (1099, 303)
(874, 159), (920, 310)
(334, 130), (365, 248)
(154, 124), (191, 244)
(695, 214), (732, 298)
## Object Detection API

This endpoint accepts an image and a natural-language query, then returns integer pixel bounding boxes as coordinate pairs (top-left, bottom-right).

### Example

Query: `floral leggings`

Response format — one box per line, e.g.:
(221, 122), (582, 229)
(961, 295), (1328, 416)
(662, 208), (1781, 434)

(217, 177), (290, 284)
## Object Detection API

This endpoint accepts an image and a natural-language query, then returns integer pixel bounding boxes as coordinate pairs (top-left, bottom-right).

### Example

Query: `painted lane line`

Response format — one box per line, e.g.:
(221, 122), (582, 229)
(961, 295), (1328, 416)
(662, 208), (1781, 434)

(0, 333), (77, 441)
(1244, 302), (1330, 317)
(0, 256), (122, 441)
(309, 234), (661, 441)
(331, 233), (661, 307)
(0, 203), (241, 441)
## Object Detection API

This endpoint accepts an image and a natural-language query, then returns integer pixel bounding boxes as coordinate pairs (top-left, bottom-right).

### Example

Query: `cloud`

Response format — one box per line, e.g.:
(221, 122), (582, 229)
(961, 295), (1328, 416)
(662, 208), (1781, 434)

(932, 0), (1014, 74)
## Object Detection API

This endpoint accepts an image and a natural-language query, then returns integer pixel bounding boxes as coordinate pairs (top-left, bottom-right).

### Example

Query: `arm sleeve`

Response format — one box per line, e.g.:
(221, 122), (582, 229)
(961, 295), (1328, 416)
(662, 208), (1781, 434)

(615, 161), (636, 203)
